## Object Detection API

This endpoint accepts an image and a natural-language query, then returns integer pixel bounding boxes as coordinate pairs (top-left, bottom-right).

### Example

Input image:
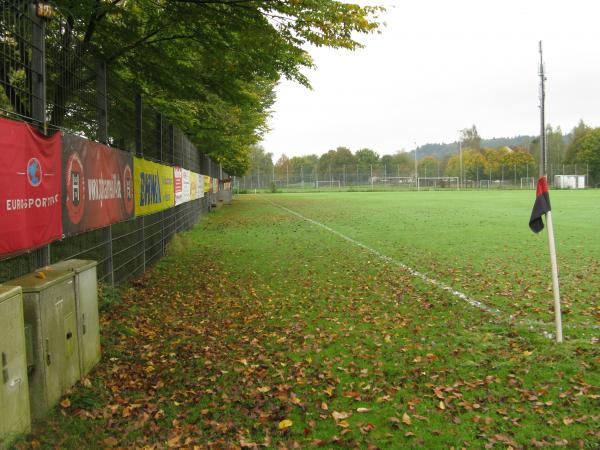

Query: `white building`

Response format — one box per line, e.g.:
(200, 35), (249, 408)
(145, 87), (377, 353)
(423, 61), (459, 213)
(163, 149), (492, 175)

(554, 175), (586, 189)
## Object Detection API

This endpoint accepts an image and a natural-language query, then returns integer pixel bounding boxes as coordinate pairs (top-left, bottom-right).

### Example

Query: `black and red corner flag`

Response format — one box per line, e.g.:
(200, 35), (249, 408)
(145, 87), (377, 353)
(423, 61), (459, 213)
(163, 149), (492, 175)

(529, 176), (551, 233)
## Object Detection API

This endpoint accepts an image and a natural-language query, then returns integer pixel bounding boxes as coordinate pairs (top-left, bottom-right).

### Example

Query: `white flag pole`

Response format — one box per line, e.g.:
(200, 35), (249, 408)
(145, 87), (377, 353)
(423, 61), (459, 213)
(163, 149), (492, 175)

(539, 41), (563, 343)
(545, 211), (563, 342)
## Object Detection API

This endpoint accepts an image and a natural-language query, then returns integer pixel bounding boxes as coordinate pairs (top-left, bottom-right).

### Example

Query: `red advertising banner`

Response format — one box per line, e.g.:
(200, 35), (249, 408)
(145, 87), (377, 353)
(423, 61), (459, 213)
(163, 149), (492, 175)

(62, 134), (134, 236)
(0, 117), (62, 257)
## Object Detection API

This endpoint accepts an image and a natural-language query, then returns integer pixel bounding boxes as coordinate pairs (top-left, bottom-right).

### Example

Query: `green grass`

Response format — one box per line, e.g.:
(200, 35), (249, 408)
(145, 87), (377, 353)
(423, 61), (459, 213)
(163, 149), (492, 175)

(15, 191), (599, 449)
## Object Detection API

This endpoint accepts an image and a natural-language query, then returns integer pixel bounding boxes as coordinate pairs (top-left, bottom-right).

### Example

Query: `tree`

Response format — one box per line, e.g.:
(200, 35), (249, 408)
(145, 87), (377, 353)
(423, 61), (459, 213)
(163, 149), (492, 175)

(462, 149), (486, 180)
(418, 156), (438, 177)
(546, 125), (566, 169)
(355, 148), (380, 168)
(287, 154), (318, 183)
(482, 147), (509, 179)
(501, 147), (536, 179)
(5, 0), (384, 175)
(246, 145), (273, 187)
(460, 125), (482, 150)
(274, 154), (290, 181)
(566, 127), (600, 184)
(565, 120), (591, 163)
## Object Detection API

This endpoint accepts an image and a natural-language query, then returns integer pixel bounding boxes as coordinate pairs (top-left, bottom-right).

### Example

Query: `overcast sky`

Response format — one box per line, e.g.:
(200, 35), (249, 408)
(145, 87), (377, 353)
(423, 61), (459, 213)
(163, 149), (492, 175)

(260, 0), (600, 161)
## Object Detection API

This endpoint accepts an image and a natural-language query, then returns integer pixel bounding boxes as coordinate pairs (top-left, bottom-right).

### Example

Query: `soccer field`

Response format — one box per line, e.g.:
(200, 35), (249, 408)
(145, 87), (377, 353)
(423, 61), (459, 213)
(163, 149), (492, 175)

(23, 189), (599, 449)
(254, 190), (599, 341)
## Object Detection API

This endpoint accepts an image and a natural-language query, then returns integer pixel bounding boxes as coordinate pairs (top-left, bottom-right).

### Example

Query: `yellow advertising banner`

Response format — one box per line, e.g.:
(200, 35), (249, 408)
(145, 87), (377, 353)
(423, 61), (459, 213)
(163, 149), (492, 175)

(190, 172), (198, 200)
(204, 174), (211, 193)
(134, 157), (174, 216)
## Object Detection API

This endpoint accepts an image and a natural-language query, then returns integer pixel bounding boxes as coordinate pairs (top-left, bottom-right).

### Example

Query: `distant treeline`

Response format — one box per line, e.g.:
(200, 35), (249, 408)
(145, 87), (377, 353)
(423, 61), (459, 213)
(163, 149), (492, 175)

(250, 121), (599, 185)
(412, 135), (535, 161)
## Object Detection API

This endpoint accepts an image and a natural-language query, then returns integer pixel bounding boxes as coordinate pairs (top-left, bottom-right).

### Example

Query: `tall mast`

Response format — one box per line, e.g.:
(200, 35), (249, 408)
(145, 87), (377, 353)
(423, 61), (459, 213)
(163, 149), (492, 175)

(539, 41), (546, 177)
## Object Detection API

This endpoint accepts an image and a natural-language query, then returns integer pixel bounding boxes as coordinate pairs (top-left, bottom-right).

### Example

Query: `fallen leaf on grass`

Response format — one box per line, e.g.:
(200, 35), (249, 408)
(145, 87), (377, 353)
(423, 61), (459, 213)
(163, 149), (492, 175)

(336, 420), (350, 428)
(278, 419), (293, 430)
(103, 437), (119, 447)
(332, 411), (351, 420)
(402, 413), (412, 425)
(388, 416), (401, 426)
(60, 399), (71, 408)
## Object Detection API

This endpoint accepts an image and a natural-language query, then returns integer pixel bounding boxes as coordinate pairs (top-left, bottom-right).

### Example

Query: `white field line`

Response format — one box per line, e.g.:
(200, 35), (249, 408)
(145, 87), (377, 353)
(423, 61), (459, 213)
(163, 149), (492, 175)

(267, 199), (599, 337)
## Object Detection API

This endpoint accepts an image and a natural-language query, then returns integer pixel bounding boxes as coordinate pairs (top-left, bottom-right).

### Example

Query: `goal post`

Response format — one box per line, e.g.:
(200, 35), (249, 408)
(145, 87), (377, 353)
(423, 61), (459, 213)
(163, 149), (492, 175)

(520, 177), (535, 189)
(316, 180), (341, 189)
(479, 179), (491, 189)
(370, 176), (416, 187)
(417, 177), (459, 190)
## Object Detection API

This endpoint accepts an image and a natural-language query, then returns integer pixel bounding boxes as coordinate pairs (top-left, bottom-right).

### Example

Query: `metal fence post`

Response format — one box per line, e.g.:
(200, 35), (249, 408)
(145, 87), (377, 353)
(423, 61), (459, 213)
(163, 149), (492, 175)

(106, 226), (114, 287)
(169, 124), (175, 165)
(96, 62), (108, 143)
(135, 94), (143, 157)
(31, 4), (46, 131)
(141, 216), (146, 273)
(31, 4), (50, 267)
(156, 113), (163, 162)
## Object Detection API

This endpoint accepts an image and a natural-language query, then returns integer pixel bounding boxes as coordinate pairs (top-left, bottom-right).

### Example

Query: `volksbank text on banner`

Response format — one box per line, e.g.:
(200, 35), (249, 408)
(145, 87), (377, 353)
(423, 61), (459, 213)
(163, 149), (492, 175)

(62, 134), (134, 236)
(134, 157), (174, 216)
(0, 117), (62, 257)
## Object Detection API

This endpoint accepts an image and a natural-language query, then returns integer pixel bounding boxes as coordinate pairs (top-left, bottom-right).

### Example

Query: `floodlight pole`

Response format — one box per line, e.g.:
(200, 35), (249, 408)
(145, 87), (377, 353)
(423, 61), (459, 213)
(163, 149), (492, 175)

(458, 137), (463, 190)
(539, 41), (563, 343)
(414, 142), (419, 191)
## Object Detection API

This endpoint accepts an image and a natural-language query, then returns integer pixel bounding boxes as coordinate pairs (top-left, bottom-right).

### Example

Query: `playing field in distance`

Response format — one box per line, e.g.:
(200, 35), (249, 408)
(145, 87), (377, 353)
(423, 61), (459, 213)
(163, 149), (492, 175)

(255, 190), (598, 342)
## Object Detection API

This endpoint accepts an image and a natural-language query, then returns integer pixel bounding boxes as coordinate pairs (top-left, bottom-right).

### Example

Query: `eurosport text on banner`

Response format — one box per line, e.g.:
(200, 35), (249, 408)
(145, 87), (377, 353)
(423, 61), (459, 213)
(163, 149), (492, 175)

(0, 117), (62, 257)
(62, 134), (134, 236)
(134, 157), (174, 216)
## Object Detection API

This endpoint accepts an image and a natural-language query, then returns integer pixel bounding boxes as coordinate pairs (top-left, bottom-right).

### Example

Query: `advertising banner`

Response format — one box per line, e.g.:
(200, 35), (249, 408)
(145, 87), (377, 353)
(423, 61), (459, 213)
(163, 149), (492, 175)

(174, 166), (183, 205)
(0, 117), (62, 256)
(182, 169), (191, 203)
(204, 175), (211, 193)
(212, 177), (219, 193)
(190, 172), (198, 201)
(174, 167), (191, 205)
(134, 157), (174, 216)
(62, 134), (134, 236)
(197, 174), (205, 198)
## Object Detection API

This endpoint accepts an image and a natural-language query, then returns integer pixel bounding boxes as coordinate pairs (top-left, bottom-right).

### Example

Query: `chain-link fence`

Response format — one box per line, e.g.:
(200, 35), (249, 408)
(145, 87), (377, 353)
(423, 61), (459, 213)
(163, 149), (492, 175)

(0, 1), (231, 284)
(238, 162), (592, 191)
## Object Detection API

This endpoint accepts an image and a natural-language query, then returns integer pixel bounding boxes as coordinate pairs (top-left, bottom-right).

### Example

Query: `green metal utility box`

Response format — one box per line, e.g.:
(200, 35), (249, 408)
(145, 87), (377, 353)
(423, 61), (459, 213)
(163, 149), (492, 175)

(0, 286), (30, 450)
(47, 260), (100, 377)
(5, 271), (80, 419)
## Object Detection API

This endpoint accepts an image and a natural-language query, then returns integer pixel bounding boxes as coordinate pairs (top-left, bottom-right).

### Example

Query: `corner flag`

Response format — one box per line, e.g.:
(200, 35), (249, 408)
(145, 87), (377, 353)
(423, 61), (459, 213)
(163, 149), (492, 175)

(529, 176), (551, 233)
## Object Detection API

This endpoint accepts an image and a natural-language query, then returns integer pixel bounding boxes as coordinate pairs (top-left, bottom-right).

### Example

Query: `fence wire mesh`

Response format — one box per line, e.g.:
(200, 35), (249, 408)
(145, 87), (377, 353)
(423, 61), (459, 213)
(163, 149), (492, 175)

(0, 1), (231, 285)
